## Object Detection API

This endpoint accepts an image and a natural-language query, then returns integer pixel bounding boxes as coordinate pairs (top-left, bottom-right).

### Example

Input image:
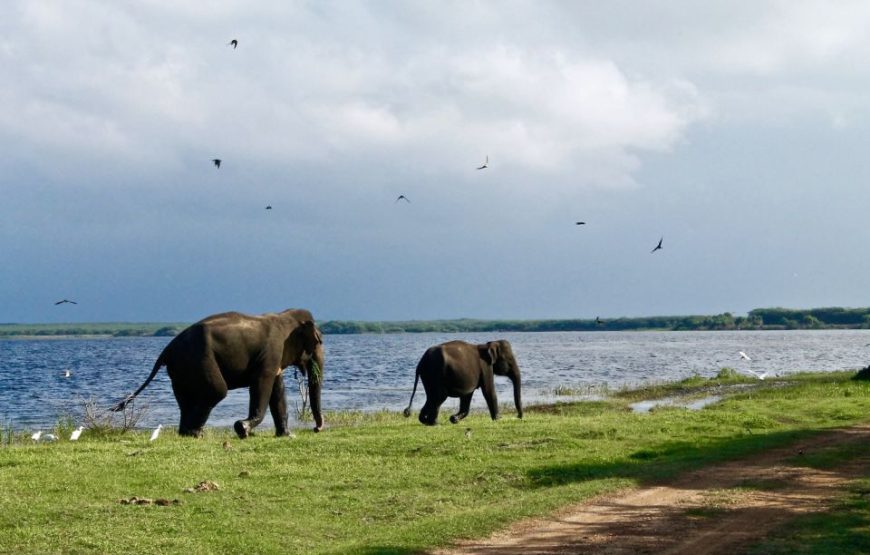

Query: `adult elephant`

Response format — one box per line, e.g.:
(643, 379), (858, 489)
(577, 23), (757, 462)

(403, 339), (523, 425)
(112, 308), (324, 438)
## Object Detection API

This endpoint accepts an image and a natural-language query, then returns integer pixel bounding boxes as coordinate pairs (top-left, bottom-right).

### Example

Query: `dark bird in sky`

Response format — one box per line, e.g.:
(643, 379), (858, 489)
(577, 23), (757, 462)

(651, 237), (663, 253)
(396, 195), (410, 203)
(228, 39), (238, 49)
(54, 299), (77, 305)
(476, 155), (489, 170)
(576, 221), (586, 225)
(595, 316), (604, 325)
(212, 158), (221, 168)
(265, 205), (272, 210)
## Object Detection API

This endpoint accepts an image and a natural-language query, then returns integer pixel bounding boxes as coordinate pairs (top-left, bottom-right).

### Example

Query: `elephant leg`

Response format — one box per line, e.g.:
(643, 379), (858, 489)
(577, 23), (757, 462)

(172, 369), (227, 437)
(450, 393), (474, 424)
(419, 392), (447, 426)
(235, 373), (276, 439)
(480, 373), (500, 420)
(269, 374), (290, 436)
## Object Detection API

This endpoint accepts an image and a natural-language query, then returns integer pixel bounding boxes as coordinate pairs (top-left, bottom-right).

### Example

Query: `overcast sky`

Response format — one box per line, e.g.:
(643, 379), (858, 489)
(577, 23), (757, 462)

(3, 1), (870, 323)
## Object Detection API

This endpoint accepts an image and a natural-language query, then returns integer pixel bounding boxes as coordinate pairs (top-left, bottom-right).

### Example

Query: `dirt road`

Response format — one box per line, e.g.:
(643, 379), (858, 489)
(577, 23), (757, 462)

(436, 425), (870, 554)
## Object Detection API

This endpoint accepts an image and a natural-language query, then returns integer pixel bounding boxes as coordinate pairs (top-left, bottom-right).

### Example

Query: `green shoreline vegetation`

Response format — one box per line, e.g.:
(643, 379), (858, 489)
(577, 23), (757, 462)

(1, 371), (868, 553)
(5, 306), (870, 338)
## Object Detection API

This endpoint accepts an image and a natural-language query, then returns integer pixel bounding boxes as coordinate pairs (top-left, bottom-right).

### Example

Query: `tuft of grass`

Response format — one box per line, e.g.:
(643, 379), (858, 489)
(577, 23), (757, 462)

(0, 372), (868, 554)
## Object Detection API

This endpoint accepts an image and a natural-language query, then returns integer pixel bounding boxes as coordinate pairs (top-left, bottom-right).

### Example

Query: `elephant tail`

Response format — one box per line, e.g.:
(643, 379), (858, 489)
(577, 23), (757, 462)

(403, 365), (421, 418)
(111, 351), (166, 412)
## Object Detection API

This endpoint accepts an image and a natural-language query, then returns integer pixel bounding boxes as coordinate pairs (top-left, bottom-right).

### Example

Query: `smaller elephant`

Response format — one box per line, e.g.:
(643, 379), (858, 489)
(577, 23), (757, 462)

(403, 339), (523, 425)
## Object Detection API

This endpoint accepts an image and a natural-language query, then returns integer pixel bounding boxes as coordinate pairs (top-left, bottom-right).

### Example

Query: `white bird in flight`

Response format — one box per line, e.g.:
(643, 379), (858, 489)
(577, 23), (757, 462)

(739, 351), (751, 361)
(743, 368), (769, 380)
(70, 426), (84, 441)
(150, 424), (162, 442)
(31, 430), (42, 441)
(63, 369), (71, 378)
(476, 155), (489, 170)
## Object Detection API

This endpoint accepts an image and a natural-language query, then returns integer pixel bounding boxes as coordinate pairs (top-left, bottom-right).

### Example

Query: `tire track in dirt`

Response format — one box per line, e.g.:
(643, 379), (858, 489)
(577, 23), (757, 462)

(434, 425), (870, 555)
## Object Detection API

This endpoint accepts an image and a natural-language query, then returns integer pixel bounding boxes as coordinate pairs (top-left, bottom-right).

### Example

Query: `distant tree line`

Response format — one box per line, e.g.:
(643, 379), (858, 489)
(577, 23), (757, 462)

(3, 307), (870, 337)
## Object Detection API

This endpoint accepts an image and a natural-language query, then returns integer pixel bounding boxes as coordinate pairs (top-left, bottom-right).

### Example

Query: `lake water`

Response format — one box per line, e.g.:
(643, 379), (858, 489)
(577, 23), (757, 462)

(2, 330), (868, 430)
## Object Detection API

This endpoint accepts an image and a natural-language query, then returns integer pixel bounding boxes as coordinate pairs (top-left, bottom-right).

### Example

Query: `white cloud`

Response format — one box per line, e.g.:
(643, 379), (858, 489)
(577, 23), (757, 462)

(0, 1), (706, 190)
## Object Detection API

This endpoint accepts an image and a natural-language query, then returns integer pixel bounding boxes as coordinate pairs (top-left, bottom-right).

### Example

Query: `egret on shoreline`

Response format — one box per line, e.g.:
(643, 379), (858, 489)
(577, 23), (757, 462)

(150, 424), (162, 442)
(70, 426), (84, 441)
(31, 431), (42, 441)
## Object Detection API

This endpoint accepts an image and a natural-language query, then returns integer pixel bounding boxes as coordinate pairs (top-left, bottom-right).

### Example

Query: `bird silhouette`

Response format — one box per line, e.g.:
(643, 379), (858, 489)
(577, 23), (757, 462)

(212, 159), (221, 169)
(651, 237), (663, 253)
(70, 426), (84, 441)
(396, 195), (410, 203)
(476, 155), (489, 170)
(576, 221), (586, 226)
(265, 205), (272, 210)
(150, 424), (162, 442)
(54, 299), (77, 305)
(595, 316), (604, 326)
(228, 39), (238, 49)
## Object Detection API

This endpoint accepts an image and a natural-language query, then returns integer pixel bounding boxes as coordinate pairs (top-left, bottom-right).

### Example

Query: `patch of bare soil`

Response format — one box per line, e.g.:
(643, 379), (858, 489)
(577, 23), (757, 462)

(435, 425), (870, 555)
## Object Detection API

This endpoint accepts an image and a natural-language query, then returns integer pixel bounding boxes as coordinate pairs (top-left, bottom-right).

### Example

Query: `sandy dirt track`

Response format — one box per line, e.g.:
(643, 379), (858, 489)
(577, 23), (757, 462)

(435, 425), (870, 555)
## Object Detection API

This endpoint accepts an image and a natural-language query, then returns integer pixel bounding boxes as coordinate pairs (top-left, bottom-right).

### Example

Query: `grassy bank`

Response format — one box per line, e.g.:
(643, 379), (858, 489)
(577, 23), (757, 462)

(1, 372), (868, 554)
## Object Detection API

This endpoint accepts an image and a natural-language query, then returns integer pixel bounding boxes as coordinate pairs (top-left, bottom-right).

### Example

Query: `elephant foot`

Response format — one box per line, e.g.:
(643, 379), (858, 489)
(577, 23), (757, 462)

(234, 420), (251, 439)
(449, 414), (464, 424)
(178, 427), (203, 438)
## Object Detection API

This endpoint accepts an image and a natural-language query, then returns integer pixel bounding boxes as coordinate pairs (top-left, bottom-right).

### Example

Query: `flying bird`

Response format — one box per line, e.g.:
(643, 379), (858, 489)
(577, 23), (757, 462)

(212, 159), (221, 169)
(63, 369), (71, 378)
(70, 426), (84, 441)
(31, 431), (42, 441)
(150, 424), (162, 442)
(395, 195), (410, 203)
(739, 351), (752, 361)
(650, 237), (663, 253)
(227, 39), (238, 49)
(476, 155), (489, 170)
(742, 368), (769, 380)
(595, 316), (604, 326)
(54, 299), (77, 305)
(576, 222), (586, 226)
(265, 205), (272, 210)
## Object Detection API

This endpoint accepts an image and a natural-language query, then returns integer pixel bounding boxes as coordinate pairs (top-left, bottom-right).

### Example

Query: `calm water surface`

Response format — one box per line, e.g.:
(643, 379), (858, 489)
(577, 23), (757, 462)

(1, 330), (868, 430)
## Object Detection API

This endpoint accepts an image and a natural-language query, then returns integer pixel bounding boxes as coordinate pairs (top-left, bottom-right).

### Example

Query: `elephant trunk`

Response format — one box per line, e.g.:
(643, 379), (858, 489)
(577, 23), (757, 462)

(308, 347), (324, 432)
(510, 370), (523, 419)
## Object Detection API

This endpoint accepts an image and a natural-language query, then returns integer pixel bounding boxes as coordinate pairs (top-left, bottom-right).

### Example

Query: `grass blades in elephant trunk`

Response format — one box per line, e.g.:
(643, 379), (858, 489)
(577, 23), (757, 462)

(0, 371), (868, 554)
(307, 359), (324, 431)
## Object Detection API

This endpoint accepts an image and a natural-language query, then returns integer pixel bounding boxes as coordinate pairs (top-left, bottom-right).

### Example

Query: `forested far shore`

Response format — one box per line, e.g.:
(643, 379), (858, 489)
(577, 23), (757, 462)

(4, 307), (870, 337)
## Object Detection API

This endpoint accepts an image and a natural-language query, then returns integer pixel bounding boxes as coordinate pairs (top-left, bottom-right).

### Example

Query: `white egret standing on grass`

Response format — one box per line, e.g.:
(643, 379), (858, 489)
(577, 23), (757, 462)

(150, 425), (162, 442)
(70, 426), (84, 441)
(31, 431), (42, 441)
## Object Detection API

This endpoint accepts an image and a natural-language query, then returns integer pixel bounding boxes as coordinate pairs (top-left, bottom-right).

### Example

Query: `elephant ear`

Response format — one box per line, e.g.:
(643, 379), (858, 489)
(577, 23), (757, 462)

(298, 320), (322, 350)
(479, 342), (499, 365)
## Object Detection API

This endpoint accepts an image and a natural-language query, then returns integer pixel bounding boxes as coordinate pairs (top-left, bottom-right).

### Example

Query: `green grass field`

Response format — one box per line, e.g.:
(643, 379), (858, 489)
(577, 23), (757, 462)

(1, 372), (868, 554)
